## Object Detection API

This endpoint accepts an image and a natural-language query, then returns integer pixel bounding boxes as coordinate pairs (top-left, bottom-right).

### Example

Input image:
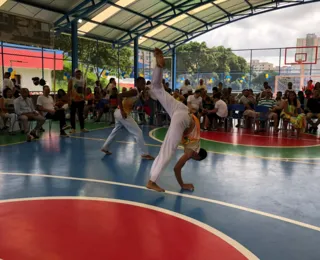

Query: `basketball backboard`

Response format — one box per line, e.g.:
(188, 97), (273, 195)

(284, 46), (318, 65)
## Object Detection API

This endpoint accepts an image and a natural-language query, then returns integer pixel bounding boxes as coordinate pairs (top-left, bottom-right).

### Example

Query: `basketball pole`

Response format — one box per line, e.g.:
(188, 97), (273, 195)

(299, 61), (304, 91)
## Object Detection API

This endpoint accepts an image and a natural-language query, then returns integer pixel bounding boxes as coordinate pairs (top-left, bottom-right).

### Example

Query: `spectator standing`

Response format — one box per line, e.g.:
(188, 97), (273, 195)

(68, 69), (88, 133)
(2, 72), (14, 94)
(106, 78), (116, 94)
(180, 79), (192, 96)
(196, 79), (207, 91)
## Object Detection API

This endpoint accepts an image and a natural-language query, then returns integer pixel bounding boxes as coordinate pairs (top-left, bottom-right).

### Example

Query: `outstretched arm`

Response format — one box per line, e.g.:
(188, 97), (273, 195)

(174, 152), (194, 191)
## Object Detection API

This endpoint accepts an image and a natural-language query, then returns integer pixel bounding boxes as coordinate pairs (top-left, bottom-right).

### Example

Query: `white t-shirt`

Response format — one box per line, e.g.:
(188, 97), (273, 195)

(3, 78), (14, 91)
(187, 95), (202, 111)
(37, 95), (55, 116)
(215, 99), (228, 118)
(180, 85), (192, 95)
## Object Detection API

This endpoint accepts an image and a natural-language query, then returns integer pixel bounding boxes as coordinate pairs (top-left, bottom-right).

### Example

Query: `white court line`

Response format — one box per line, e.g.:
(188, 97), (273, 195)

(0, 196), (258, 260)
(0, 172), (320, 233)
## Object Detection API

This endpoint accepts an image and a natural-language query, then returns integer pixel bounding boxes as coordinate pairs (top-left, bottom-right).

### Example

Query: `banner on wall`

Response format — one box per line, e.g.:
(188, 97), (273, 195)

(0, 11), (53, 48)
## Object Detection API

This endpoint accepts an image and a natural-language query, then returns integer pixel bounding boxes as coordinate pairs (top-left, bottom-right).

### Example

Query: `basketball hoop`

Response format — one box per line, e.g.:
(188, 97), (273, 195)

(297, 59), (303, 65)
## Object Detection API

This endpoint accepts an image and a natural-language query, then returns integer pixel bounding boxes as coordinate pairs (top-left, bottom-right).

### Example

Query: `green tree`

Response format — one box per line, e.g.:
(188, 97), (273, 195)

(54, 34), (133, 80)
(252, 70), (278, 90)
(176, 42), (250, 86)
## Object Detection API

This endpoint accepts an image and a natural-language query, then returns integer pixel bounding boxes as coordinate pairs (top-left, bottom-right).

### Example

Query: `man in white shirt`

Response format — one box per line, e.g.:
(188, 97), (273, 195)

(187, 89), (202, 113)
(2, 72), (15, 94)
(204, 92), (228, 130)
(37, 85), (69, 136)
(14, 88), (45, 141)
(180, 79), (193, 95)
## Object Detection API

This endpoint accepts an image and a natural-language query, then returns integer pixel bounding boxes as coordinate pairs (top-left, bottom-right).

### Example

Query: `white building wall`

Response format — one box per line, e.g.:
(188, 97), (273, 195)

(3, 67), (52, 92)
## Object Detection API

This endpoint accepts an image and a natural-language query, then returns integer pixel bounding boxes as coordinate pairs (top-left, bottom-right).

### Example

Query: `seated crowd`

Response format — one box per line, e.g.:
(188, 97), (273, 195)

(163, 78), (320, 139)
(0, 71), (130, 141)
(1, 72), (319, 141)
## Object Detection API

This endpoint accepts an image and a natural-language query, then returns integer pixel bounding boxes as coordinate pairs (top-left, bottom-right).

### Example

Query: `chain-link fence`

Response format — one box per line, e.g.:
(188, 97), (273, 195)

(174, 46), (320, 93)
(1, 38), (319, 94)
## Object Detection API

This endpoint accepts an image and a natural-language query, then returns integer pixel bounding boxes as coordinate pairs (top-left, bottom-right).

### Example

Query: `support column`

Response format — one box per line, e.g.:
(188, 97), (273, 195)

(1, 42), (4, 83)
(171, 47), (176, 90)
(71, 20), (78, 74)
(249, 49), (252, 88)
(134, 38), (139, 80)
(41, 47), (44, 79)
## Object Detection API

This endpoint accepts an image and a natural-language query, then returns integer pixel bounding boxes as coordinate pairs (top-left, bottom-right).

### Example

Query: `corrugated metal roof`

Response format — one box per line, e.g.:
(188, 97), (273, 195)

(1, 0), (319, 51)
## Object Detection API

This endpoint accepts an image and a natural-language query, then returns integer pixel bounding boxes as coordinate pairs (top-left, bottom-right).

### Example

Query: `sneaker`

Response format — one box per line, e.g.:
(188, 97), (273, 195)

(62, 125), (71, 131)
(30, 131), (39, 139)
(27, 134), (34, 142)
(141, 154), (155, 160)
(81, 128), (89, 133)
(69, 129), (76, 134)
(60, 131), (69, 137)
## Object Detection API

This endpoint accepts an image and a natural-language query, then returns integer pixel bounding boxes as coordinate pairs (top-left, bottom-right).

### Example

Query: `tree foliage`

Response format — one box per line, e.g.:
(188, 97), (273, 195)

(54, 34), (133, 79)
(252, 70), (278, 88)
(176, 41), (249, 77)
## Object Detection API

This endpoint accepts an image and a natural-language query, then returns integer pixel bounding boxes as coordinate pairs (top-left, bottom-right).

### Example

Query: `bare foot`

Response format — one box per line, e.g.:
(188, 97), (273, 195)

(154, 48), (165, 68)
(146, 180), (165, 192)
(101, 149), (112, 155)
(141, 154), (155, 160)
(181, 183), (195, 191)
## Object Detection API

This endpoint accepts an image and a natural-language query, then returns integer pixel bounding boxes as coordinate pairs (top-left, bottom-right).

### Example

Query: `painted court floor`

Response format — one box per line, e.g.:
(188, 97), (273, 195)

(0, 122), (320, 260)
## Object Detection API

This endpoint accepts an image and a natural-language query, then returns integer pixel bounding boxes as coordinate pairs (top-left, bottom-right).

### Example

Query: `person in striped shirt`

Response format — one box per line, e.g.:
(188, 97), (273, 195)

(244, 91), (280, 133)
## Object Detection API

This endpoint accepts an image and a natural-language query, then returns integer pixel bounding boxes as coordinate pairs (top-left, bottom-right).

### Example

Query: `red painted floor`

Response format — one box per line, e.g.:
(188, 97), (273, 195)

(0, 199), (247, 260)
(201, 130), (320, 147)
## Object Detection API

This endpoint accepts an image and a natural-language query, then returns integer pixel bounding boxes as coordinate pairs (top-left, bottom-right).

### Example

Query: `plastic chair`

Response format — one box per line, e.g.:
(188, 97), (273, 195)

(227, 104), (245, 128)
(254, 106), (270, 132)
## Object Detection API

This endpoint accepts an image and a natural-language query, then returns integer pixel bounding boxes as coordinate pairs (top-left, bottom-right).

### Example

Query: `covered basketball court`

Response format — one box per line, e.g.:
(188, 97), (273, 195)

(1, 1), (320, 259)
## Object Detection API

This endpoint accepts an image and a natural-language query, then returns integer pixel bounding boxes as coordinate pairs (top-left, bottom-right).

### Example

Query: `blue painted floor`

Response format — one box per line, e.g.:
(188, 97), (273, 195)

(0, 125), (320, 259)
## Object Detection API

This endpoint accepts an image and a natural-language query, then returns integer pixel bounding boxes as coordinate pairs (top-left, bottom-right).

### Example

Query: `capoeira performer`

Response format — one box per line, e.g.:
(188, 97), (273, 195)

(101, 77), (154, 160)
(146, 48), (207, 192)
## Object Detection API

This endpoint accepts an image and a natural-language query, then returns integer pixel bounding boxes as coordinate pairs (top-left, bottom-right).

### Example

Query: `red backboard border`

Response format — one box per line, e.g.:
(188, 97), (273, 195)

(284, 46), (318, 65)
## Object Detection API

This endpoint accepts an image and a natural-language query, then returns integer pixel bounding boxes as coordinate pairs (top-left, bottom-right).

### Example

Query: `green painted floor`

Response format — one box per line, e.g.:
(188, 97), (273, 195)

(0, 121), (111, 146)
(151, 128), (320, 160)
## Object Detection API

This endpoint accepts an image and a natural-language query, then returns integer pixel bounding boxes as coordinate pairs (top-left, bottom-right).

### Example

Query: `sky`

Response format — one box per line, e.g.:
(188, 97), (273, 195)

(193, 2), (320, 65)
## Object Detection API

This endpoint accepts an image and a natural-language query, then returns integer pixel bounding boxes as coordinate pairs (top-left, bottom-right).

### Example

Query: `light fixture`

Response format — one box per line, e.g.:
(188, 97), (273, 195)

(78, 19), (83, 23)
(0, 0), (7, 7)
(214, 0), (228, 4)
(139, 2), (215, 44)
(189, 3), (213, 15)
(79, 0), (136, 34)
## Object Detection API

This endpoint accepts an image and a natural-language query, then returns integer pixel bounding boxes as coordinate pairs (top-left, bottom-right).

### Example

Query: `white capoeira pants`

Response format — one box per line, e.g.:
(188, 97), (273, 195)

(101, 109), (148, 155)
(149, 67), (191, 182)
